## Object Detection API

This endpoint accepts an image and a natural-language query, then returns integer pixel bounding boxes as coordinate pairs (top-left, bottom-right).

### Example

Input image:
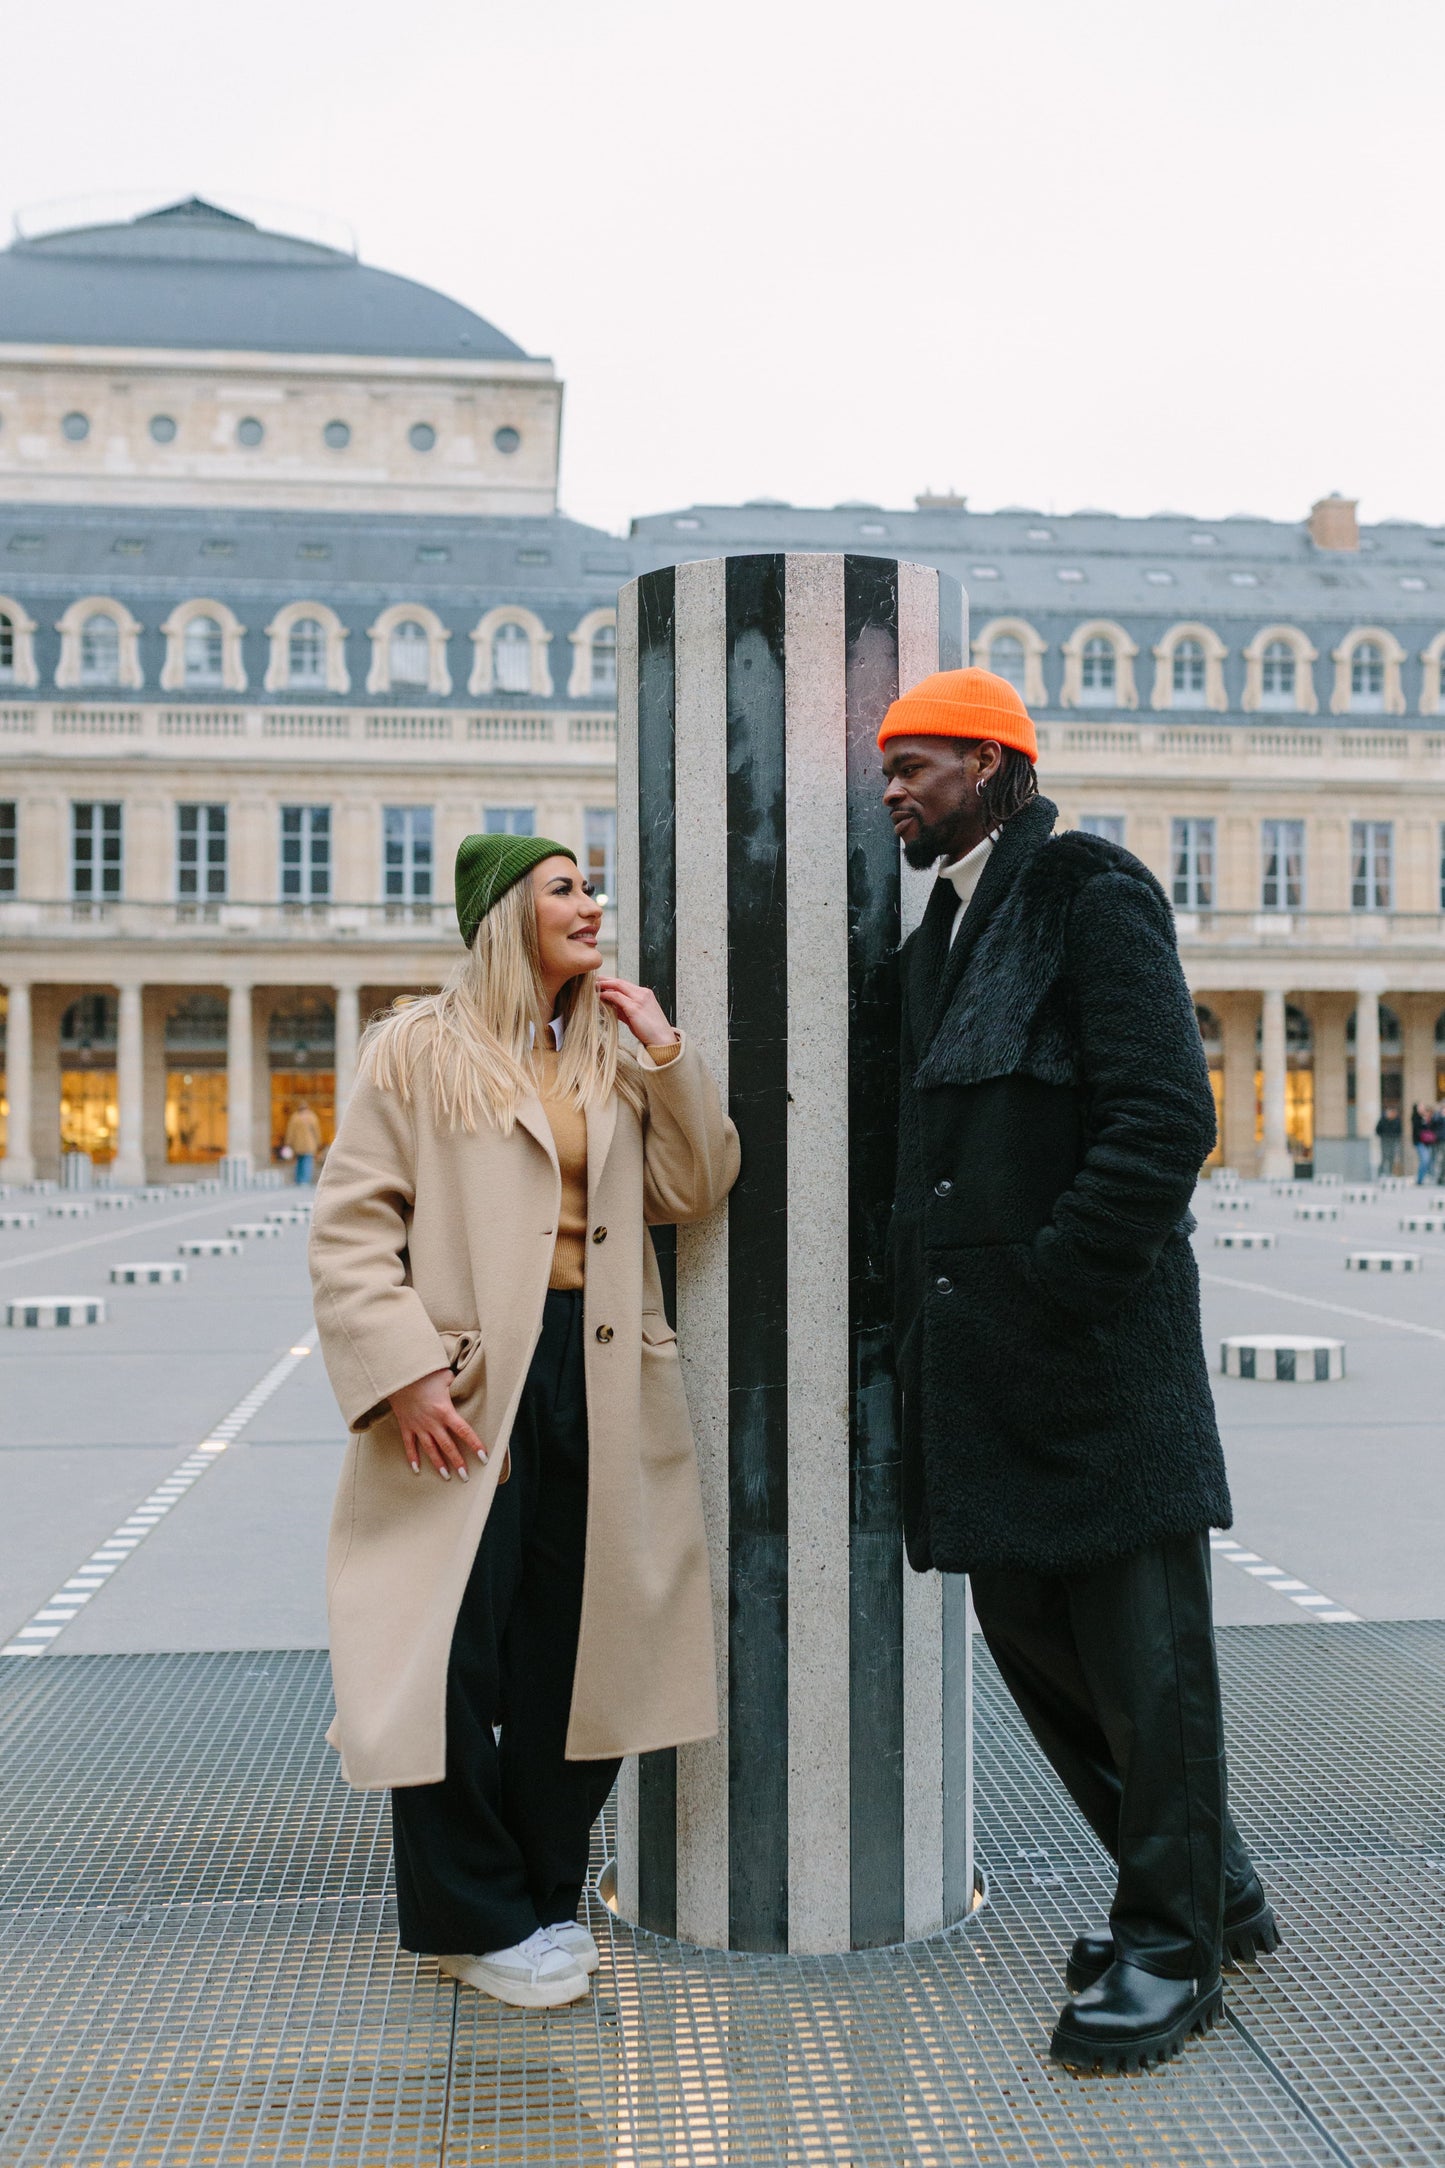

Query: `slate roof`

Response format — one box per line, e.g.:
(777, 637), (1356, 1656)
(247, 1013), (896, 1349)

(0, 198), (530, 363)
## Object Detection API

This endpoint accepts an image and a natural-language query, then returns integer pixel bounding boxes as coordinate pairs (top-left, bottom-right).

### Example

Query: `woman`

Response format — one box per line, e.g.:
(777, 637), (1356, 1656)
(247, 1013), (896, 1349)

(310, 831), (738, 2008)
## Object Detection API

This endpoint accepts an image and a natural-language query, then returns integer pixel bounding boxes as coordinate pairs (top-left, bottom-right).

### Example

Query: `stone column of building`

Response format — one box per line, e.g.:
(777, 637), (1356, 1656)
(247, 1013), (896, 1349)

(614, 553), (972, 1956)
(225, 982), (254, 1178)
(1310, 994), (1351, 1145)
(1400, 995), (1438, 1129)
(112, 982), (146, 1187)
(1355, 979), (1384, 1174)
(334, 984), (361, 1119)
(1, 980), (35, 1182)
(1259, 988), (1292, 1179)
(1219, 996), (1260, 1176)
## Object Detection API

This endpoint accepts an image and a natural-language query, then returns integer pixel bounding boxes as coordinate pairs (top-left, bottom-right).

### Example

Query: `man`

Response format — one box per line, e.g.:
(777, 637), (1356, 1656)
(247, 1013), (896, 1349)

(283, 1100), (322, 1186)
(879, 666), (1278, 2076)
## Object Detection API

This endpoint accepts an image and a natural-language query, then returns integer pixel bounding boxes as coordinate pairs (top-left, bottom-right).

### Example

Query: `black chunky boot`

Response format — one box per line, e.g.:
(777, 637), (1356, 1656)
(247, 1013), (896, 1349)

(1050, 1959), (1224, 2074)
(1064, 1884), (1280, 1995)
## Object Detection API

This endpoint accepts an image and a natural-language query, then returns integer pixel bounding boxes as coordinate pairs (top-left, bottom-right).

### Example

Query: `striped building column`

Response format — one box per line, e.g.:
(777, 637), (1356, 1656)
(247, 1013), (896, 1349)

(615, 554), (974, 1954)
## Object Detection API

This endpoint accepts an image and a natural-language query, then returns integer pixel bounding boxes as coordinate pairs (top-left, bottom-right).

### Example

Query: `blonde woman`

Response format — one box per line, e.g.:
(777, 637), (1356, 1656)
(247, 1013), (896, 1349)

(310, 833), (738, 2008)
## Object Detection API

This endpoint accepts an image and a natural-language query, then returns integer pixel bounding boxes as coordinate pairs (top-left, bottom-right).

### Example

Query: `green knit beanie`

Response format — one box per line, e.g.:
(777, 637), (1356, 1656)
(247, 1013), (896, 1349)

(455, 833), (577, 948)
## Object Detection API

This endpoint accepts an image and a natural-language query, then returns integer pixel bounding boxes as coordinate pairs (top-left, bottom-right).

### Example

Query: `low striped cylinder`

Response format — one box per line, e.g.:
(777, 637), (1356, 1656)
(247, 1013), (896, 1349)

(1400, 1214), (1445, 1234)
(1214, 1231), (1276, 1250)
(228, 1221), (283, 1240)
(1346, 1251), (1422, 1272)
(7, 1297), (105, 1328)
(48, 1201), (93, 1220)
(0, 1212), (38, 1230)
(1341, 1186), (1378, 1203)
(1295, 1203), (1338, 1221)
(1211, 1197), (1252, 1213)
(112, 1263), (188, 1285)
(613, 553), (973, 1955)
(179, 1238), (243, 1258)
(1222, 1335), (1345, 1381)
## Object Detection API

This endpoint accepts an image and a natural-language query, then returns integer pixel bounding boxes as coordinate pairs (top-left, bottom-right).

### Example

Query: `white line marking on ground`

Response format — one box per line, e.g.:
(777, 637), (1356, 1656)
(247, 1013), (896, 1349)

(1200, 1271), (1445, 1346)
(0, 1336), (313, 1657)
(0, 1202), (260, 1274)
(1210, 1535), (1359, 1623)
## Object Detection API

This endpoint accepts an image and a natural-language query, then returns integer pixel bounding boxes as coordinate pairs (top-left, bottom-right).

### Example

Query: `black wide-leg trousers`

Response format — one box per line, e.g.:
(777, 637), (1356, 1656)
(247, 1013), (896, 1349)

(391, 1290), (621, 1956)
(970, 1529), (1261, 1982)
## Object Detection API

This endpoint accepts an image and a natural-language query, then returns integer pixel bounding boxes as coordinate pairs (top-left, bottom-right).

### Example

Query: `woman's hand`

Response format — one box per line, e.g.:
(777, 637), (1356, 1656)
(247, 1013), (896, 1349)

(388, 1369), (487, 1480)
(596, 977), (679, 1051)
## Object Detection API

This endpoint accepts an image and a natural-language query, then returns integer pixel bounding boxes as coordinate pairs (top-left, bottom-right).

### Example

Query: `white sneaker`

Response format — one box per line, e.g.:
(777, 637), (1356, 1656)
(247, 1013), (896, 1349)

(546, 1920), (600, 1974)
(439, 1928), (589, 2008)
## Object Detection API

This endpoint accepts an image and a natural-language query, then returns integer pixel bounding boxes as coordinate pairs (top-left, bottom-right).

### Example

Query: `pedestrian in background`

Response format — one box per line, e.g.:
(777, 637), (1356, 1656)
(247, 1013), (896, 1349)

(1376, 1106), (1402, 1178)
(1412, 1103), (1436, 1186)
(309, 833), (737, 2009)
(880, 667), (1277, 2077)
(283, 1101), (322, 1185)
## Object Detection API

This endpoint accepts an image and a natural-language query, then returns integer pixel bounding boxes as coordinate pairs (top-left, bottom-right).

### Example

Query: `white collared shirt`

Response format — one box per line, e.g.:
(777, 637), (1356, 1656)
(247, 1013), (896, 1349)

(940, 833), (996, 946)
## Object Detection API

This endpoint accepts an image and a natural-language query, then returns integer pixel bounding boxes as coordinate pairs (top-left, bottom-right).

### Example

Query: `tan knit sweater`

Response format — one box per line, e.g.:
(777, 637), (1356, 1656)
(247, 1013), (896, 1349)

(537, 1039), (681, 1289)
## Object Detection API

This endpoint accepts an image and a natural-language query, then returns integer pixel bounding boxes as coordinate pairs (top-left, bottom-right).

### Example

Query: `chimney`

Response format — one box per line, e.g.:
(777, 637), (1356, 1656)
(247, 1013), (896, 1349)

(1308, 494), (1359, 551)
(914, 489), (968, 511)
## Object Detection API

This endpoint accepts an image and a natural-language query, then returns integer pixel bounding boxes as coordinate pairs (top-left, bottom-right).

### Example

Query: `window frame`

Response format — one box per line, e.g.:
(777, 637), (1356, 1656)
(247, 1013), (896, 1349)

(584, 806), (617, 905)
(1350, 819), (1393, 912)
(1170, 816), (1215, 911)
(71, 800), (124, 902)
(175, 802), (229, 904)
(1260, 817), (1305, 912)
(280, 804), (332, 905)
(0, 800), (16, 895)
(383, 804), (435, 908)
(482, 806), (536, 838)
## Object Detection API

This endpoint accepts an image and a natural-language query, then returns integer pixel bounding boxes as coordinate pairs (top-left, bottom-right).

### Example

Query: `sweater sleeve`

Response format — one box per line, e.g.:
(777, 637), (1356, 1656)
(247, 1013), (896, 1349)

(1030, 869), (1215, 1323)
(307, 1070), (450, 1429)
(638, 1033), (741, 1225)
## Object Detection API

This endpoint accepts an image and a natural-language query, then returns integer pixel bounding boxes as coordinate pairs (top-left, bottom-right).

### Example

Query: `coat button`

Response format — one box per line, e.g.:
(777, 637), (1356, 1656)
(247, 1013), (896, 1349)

(595, 1324), (614, 1344)
(934, 1179), (953, 1197)
(591, 1225), (608, 1244)
(934, 1275), (953, 1295)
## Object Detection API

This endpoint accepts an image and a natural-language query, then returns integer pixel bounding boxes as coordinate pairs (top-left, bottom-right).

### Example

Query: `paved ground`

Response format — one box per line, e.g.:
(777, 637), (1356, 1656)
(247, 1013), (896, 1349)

(0, 1170), (1441, 2166)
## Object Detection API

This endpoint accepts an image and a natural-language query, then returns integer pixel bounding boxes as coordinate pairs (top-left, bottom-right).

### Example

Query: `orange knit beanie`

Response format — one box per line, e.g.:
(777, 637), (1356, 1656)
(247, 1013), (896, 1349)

(877, 666), (1038, 762)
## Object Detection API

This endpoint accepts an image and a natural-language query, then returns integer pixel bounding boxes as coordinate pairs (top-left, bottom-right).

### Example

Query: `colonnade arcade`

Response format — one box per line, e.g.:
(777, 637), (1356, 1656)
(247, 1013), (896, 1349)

(0, 974), (408, 1183)
(1193, 987), (1445, 1178)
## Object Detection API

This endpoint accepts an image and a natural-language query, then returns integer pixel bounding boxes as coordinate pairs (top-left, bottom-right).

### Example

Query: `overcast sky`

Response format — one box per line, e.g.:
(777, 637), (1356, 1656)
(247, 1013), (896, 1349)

(4, 0), (1442, 537)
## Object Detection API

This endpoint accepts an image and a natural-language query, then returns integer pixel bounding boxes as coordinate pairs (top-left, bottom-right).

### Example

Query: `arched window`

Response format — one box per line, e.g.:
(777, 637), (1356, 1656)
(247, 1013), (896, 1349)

(990, 633), (1027, 691)
(1349, 639), (1385, 712)
(589, 622), (617, 696)
(388, 619), (430, 688)
(1172, 637), (1206, 703)
(184, 615), (224, 687)
(288, 617), (327, 687)
(494, 621), (531, 694)
(0, 612), (13, 681)
(78, 612), (121, 686)
(1260, 640), (1296, 707)
(1079, 634), (1116, 702)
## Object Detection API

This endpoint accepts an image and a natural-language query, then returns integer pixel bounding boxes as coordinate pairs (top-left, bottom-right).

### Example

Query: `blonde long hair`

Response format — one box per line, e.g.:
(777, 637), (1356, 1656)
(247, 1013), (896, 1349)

(362, 873), (645, 1131)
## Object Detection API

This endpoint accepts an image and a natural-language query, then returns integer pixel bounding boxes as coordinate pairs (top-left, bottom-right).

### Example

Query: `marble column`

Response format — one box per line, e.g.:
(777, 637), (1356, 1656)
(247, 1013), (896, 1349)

(1, 980), (35, 1182)
(1355, 983), (1383, 1173)
(614, 552), (972, 1955)
(225, 982), (254, 1178)
(1259, 988), (1292, 1179)
(112, 982), (146, 1187)
(334, 984), (361, 1119)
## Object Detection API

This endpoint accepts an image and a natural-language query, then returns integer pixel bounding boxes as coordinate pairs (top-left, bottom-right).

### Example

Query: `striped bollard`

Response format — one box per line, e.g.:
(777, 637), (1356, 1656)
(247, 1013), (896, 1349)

(615, 553), (973, 1953)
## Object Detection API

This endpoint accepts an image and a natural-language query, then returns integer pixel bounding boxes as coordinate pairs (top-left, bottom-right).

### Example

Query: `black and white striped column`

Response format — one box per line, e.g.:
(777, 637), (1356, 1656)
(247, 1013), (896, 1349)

(615, 554), (973, 1954)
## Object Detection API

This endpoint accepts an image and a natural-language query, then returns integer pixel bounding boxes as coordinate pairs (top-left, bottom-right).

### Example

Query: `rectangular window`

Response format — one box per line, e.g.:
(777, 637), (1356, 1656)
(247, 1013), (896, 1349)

(280, 804), (331, 903)
(585, 806), (616, 905)
(0, 802), (15, 895)
(483, 806), (535, 837)
(1260, 818), (1305, 911)
(1079, 813), (1125, 845)
(1170, 817), (1214, 910)
(71, 801), (123, 901)
(1351, 820), (1393, 911)
(383, 805), (434, 905)
(176, 804), (228, 901)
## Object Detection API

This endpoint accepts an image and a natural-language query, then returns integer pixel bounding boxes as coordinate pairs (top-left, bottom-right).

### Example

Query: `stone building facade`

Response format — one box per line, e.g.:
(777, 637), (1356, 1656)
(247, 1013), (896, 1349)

(632, 498), (1445, 1178)
(3, 194), (1442, 1182)
(0, 199), (623, 1181)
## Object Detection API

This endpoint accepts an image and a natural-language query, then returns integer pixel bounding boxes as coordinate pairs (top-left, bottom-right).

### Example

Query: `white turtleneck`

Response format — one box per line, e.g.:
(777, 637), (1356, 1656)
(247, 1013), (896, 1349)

(940, 833), (995, 945)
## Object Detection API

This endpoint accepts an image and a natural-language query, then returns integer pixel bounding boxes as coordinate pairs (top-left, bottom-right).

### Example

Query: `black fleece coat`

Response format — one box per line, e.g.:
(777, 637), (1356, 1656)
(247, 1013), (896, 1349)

(891, 795), (1231, 1576)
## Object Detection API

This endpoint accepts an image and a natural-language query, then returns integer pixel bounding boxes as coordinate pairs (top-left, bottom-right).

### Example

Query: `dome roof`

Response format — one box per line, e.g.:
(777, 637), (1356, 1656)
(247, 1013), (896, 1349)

(0, 197), (529, 363)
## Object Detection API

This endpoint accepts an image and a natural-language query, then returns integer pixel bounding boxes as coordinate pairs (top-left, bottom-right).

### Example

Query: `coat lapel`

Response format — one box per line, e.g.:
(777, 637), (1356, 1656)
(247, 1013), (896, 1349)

(917, 798), (1059, 1055)
(585, 1094), (619, 1211)
(515, 1094), (560, 1177)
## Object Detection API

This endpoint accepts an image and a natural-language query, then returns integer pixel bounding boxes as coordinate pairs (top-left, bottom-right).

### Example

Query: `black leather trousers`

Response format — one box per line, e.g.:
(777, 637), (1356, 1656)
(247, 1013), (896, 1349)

(970, 1529), (1258, 1980)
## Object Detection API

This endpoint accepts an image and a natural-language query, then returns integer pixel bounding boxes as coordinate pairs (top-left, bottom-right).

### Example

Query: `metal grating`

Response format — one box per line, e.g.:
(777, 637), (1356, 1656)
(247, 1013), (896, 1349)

(1, 1628), (1442, 2165)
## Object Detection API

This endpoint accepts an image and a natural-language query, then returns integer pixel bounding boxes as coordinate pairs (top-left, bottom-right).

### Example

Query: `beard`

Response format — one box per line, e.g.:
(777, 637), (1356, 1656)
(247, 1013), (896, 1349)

(902, 815), (964, 869)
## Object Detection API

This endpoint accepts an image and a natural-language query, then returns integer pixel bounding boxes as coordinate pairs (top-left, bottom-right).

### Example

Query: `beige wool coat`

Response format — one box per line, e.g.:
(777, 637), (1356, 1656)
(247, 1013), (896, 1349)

(310, 1035), (739, 1790)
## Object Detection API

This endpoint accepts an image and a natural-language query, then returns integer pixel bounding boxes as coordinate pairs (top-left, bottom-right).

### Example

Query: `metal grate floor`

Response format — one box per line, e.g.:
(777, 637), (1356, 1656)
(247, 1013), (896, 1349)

(1, 1627), (1442, 2166)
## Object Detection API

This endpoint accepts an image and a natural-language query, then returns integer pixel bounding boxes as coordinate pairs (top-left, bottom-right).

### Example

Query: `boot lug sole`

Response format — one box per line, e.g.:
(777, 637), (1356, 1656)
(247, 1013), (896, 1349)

(1050, 1985), (1223, 2075)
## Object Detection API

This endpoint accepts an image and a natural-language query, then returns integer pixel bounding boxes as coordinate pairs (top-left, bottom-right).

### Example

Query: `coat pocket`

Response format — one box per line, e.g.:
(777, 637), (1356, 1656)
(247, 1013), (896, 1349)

(641, 1317), (678, 1350)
